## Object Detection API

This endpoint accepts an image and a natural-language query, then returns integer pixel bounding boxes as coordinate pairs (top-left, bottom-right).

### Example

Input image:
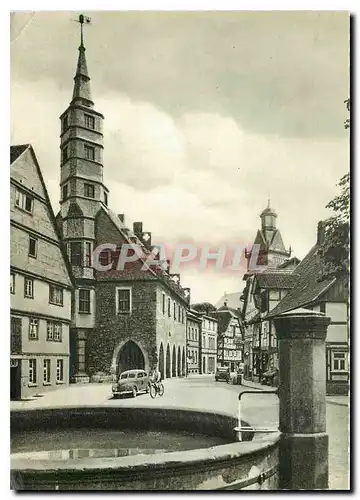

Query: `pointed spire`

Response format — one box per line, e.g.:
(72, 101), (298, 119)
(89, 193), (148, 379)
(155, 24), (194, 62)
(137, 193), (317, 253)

(71, 14), (93, 106)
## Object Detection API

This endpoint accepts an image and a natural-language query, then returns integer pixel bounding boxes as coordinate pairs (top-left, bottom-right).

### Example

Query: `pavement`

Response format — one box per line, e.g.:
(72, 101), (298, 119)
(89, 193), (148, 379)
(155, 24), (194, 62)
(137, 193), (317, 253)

(10, 374), (349, 490)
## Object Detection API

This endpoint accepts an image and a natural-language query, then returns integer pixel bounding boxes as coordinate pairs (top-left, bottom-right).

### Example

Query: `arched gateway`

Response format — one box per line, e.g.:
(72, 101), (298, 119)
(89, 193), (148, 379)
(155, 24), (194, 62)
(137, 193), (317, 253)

(112, 340), (148, 378)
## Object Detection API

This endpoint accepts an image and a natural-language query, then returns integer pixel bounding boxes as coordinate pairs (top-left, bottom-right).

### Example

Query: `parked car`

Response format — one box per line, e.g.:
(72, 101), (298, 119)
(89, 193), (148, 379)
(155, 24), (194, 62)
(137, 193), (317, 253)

(112, 369), (150, 398)
(215, 367), (231, 383)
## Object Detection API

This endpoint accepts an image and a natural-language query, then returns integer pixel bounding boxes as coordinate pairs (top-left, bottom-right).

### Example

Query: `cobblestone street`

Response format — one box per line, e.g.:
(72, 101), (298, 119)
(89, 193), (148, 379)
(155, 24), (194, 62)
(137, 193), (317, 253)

(11, 375), (349, 490)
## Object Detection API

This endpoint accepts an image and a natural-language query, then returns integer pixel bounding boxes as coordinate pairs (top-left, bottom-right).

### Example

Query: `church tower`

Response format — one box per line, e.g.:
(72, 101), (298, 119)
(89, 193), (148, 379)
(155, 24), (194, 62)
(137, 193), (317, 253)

(246, 200), (291, 270)
(59, 15), (108, 382)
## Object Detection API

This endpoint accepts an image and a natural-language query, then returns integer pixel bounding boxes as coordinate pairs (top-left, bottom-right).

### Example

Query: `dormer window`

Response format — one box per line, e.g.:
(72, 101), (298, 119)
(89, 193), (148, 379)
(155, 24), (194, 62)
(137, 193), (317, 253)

(84, 144), (95, 161)
(84, 114), (95, 130)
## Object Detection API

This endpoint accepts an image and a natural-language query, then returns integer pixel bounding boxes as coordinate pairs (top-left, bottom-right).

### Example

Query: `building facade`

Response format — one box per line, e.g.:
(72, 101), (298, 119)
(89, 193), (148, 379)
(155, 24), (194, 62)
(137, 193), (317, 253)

(10, 145), (73, 400)
(200, 315), (218, 374)
(214, 305), (243, 372)
(186, 309), (202, 375)
(267, 222), (349, 395)
(56, 23), (189, 382)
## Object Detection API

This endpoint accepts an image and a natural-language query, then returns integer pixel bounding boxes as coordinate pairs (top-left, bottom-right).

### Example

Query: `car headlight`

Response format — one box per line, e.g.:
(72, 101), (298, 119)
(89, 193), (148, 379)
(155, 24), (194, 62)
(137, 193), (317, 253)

(112, 384), (118, 391)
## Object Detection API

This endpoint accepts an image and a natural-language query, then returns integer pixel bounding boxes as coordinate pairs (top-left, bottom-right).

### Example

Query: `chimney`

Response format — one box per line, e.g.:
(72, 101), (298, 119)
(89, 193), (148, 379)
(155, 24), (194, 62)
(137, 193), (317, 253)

(118, 214), (125, 223)
(317, 221), (326, 245)
(133, 222), (143, 235)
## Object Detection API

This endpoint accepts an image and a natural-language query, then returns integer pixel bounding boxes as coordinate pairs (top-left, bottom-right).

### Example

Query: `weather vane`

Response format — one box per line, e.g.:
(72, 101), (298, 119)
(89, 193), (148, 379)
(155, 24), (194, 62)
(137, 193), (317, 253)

(75, 14), (91, 47)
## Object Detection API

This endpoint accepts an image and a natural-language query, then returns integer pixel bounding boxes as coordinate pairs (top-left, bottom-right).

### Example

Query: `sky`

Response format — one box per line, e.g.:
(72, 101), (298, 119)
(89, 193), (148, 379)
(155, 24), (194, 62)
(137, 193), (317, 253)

(10, 11), (350, 304)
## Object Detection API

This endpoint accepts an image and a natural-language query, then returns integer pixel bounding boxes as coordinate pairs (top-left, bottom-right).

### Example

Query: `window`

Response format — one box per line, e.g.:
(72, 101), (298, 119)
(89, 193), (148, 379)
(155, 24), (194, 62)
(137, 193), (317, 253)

(173, 301), (176, 320)
(79, 289), (91, 314)
(10, 273), (15, 294)
(28, 236), (38, 258)
(46, 321), (62, 342)
(49, 285), (63, 306)
(62, 146), (68, 163)
(168, 298), (171, 317)
(43, 359), (51, 384)
(15, 189), (33, 213)
(84, 183), (95, 198)
(178, 304), (181, 322)
(11, 316), (22, 353)
(62, 184), (68, 201)
(84, 144), (95, 161)
(62, 115), (68, 132)
(332, 352), (347, 372)
(29, 359), (37, 384)
(28, 318), (39, 340)
(104, 192), (108, 206)
(162, 293), (166, 314)
(84, 114), (95, 129)
(24, 278), (34, 298)
(70, 242), (82, 266)
(116, 288), (131, 314)
(99, 250), (110, 267)
(56, 359), (64, 383)
(85, 242), (92, 267)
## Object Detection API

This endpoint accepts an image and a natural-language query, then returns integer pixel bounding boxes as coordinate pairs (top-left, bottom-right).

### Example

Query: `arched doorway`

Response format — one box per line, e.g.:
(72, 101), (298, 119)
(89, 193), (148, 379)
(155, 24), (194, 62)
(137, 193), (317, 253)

(158, 343), (164, 380)
(172, 345), (177, 377)
(182, 346), (186, 376)
(117, 340), (145, 376)
(166, 344), (171, 378)
(177, 346), (181, 377)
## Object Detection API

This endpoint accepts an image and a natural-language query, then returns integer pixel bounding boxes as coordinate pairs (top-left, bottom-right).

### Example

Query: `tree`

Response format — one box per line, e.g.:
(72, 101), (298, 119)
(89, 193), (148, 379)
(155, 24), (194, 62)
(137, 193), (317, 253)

(191, 302), (217, 315)
(319, 99), (350, 286)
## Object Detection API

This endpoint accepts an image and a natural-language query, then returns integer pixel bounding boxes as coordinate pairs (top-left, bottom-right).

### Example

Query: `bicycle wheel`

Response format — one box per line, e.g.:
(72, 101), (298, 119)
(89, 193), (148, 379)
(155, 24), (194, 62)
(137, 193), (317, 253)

(158, 382), (164, 397)
(149, 383), (156, 399)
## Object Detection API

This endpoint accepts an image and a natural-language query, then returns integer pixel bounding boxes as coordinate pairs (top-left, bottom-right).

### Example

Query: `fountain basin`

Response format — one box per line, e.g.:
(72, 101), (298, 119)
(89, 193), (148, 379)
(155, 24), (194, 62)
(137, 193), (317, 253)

(11, 406), (280, 491)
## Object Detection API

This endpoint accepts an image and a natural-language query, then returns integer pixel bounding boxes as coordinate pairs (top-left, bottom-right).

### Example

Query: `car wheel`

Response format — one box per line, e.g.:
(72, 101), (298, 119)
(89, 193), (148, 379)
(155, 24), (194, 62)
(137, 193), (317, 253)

(132, 386), (137, 398)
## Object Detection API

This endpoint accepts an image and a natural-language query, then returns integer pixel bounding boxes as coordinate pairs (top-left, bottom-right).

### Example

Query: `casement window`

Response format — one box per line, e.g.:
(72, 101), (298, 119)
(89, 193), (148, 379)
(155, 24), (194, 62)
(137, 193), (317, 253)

(29, 359), (37, 384)
(167, 297), (171, 317)
(10, 273), (15, 294)
(47, 321), (62, 342)
(84, 114), (95, 130)
(56, 359), (64, 382)
(28, 318), (39, 340)
(99, 250), (111, 267)
(70, 242), (82, 266)
(332, 351), (348, 372)
(24, 278), (34, 298)
(116, 288), (131, 314)
(84, 183), (95, 198)
(43, 359), (51, 384)
(62, 115), (68, 132)
(49, 285), (63, 306)
(84, 144), (95, 161)
(79, 289), (91, 314)
(15, 189), (33, 213)
(62, 184), (68, 201)
(85, 242), (92, 267)
(62, 146), (68, 163)
(11, 316), (22, 354)
(162, 293), (166, 314)
(28, 236), (38, 258)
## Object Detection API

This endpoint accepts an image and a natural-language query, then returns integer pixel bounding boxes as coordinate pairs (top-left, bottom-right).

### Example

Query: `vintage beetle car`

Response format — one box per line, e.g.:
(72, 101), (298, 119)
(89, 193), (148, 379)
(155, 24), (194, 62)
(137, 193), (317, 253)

(112, 369), (150, 398)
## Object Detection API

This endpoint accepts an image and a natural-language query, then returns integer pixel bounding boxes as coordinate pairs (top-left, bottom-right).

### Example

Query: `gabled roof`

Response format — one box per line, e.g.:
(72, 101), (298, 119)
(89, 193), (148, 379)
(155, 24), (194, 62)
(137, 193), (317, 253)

(255, 272), (298, 290)
(266, 244), (335, 319)
(277, 257), (301, 269)
(212, 306), (241, 335)
(215, 292), (242, 310)
(10, 144), (29, 165)
(96, 206), (188, 302)
(10, 144), (74, 288)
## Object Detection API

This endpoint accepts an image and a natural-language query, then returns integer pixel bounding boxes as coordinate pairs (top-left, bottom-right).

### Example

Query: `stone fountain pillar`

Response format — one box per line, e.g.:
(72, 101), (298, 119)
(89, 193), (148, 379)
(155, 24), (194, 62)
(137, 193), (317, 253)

(274, 308), (331, 490)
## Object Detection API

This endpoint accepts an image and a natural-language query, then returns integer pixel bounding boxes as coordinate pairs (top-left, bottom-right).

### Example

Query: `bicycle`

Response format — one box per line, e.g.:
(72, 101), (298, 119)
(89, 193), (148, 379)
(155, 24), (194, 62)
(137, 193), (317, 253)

(149, 380), (164, 398)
